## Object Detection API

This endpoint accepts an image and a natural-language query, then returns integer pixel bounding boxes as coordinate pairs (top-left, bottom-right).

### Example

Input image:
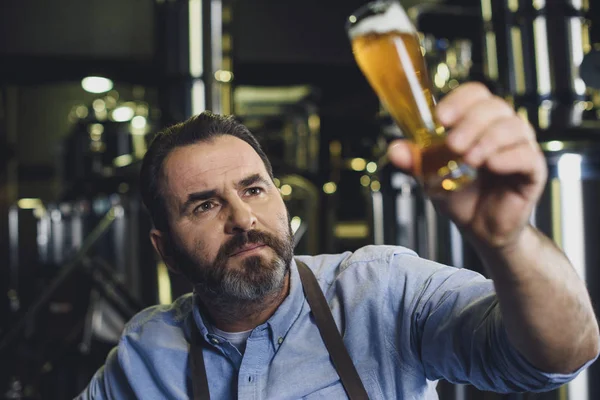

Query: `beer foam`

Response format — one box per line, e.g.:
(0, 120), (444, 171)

(348, 2), (415, 39)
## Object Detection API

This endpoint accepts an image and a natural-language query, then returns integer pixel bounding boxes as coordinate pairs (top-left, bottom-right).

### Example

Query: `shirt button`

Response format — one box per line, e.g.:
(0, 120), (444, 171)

(210, 337), (219, 345)
(277, 337), (284, 345)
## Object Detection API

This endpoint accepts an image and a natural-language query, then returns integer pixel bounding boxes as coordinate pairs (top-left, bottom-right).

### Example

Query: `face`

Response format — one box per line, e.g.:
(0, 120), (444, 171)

(151, 135), (294, 302)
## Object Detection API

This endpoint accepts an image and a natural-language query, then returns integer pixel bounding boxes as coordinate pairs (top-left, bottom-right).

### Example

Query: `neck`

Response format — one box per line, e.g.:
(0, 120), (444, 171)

(196, 272), (290, 332)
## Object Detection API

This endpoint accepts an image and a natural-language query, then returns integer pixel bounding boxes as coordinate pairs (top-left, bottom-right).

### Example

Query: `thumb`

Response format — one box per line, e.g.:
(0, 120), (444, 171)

(387, 139), (422, 177)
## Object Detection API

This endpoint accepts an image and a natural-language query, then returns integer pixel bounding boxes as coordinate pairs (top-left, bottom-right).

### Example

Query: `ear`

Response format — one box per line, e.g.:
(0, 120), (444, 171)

(150, 228), (182, 275)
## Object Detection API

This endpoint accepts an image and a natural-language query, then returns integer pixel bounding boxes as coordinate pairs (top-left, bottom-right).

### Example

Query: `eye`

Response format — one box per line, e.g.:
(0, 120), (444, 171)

(246, 187), (264, 196)
(194, 201), (216, 214)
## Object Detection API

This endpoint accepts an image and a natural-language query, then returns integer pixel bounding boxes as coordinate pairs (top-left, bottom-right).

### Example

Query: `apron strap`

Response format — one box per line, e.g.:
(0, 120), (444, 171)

(190, 325), (210, 400)
(296, 260), (369, 400)
(190, 259), (370, 400)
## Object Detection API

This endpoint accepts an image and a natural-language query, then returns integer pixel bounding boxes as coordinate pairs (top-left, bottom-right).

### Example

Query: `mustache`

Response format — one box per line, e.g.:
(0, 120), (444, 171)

(215, 230), (281, 263)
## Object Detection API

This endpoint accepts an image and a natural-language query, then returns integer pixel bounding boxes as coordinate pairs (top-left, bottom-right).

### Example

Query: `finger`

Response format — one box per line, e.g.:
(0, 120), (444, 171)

(446, 96), (516, 154)
(484, 141), (547, 182)
(387, 139), (421, 176)
(436, 82), (493, 125)
(462, 116), (537, 167)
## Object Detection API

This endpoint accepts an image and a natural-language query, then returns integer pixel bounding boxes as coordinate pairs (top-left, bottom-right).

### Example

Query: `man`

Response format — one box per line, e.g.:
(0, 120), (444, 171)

(79, 83), (599, 399)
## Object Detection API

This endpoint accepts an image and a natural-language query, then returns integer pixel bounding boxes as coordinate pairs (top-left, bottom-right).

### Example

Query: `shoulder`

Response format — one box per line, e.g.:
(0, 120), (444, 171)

(340, 244), (418, 268)
(295, 245), (419, 288)
(295, 245), (479, 299)
(121, 293), (194, 342)
(85, 294), (195, 398)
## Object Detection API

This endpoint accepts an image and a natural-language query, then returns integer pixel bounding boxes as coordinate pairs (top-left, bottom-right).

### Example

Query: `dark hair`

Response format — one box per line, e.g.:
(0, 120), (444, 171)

(140, 111), (274, 231)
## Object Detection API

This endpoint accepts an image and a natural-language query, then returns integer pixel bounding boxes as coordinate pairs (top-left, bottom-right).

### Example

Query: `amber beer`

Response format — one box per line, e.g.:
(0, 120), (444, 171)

(347, 1), (475, 191)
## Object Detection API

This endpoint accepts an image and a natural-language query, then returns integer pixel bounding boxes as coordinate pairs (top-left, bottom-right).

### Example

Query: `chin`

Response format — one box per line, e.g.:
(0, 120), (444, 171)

(220, 254), (288, 301)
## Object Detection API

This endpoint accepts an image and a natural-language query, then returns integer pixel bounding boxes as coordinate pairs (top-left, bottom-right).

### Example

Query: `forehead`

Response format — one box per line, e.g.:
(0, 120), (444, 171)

(162, 135), (269, 196)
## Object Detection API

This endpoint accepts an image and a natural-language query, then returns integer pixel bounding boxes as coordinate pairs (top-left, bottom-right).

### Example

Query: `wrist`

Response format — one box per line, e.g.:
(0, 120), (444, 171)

(474, 225), (542, 282)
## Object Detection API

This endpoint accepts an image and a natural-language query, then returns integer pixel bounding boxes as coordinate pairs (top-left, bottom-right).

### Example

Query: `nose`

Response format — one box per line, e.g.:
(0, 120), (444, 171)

(224, 197), (257, 234)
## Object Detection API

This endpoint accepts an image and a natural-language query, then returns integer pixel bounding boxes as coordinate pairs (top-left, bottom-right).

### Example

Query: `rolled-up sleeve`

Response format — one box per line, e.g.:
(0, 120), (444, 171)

(389, 252), (594, 393)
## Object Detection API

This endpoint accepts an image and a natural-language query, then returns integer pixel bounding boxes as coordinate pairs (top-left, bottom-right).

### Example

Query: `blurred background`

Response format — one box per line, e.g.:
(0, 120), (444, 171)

(0, 0), (599, 398)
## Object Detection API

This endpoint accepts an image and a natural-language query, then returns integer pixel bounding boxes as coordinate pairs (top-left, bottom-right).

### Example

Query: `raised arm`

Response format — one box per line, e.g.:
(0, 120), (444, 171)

(388, 82), (599, 374)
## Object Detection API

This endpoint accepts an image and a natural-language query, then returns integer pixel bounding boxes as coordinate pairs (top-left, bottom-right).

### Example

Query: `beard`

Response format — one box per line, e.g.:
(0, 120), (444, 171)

(170, 219), (294, 303)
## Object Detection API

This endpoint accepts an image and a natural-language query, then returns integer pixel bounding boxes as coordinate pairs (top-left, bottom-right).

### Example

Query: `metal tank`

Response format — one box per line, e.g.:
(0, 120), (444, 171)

(531, 139), (600, 400)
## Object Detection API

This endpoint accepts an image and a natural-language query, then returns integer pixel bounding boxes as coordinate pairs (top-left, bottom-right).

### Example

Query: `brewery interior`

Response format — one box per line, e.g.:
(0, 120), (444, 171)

(1, 0), (599, 398)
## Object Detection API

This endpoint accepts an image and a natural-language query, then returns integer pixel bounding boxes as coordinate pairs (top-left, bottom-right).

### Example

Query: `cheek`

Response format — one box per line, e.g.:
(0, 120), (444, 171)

(175, 223), (223, 260)
(261, 201), (290, 234)
(196, 229), (225, 259)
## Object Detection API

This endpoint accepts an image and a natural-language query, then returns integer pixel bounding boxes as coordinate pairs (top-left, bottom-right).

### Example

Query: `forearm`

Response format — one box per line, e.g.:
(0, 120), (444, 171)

(475, 225), (599, 373)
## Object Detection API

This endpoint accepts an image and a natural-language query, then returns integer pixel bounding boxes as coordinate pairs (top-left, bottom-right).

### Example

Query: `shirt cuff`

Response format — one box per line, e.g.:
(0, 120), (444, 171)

(500, 321), (600, 392)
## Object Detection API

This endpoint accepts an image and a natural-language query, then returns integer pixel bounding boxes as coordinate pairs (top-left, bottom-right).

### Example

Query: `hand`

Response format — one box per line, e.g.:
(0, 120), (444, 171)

(387, 82), (548, 250)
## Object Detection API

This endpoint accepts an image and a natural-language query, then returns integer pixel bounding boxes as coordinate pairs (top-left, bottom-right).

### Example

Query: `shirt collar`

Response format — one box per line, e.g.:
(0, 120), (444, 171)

(191, 258), (306, 349)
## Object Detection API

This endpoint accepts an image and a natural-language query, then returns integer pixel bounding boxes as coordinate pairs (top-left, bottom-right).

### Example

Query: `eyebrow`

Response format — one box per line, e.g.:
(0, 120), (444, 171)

(179, 173), (271, 215)
(236, 173), (271, 190)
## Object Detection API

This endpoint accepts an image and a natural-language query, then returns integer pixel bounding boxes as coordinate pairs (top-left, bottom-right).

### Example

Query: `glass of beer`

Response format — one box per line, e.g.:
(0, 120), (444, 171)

(346, 0), (476, 192)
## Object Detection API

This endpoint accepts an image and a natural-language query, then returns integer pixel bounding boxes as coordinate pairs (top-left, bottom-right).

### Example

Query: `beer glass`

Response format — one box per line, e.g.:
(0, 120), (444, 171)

(346, 0), (476, 192)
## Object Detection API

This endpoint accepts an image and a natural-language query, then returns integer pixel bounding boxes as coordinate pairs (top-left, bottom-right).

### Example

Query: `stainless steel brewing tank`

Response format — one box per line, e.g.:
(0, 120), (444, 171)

(531, 139), (600, 400)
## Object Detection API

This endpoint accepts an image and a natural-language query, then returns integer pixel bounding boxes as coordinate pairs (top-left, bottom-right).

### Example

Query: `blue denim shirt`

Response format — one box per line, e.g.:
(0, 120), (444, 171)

(78, 245), (591, 399)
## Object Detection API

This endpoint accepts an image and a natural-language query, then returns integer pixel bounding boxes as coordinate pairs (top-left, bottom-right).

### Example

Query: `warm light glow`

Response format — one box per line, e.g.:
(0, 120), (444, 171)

(112, 106), (135, 122)
(192, 80), (205, 115)
(557, 152), (588, 400)
(435, 73), (447, 89)
(189, 0), (202, 78)
(323, 182), (337, 194)
(81, 76), (113, 94)
(334, 222), (369, 239)
(75, 106), (89, 119)
(350, 158), (367, 171)
(273, 178), (281, 187)
(533, 17), (551, 96)
(131, 116), (147, 130)
(366, 162), (377, 173)
(360, 175), (371, 187)
(558, 153), (582, 180)
(18, 198), (43, 209)
(510, 26), (526, 94)
(485, 32), (499, 80)
(370, 180), (381, 192)
(291, 216), (302, 234)
(442, 179), (458, 191)
(308, 114), (320, 132)
(92, 99), (106, 112)
(157, 261), (172, 305)
(113, 154), (133, 167)
(546, 141), (565, 151)
(437, 63), (450, 81)
(214, 70), (234, 82)
(280, 184), (292, 196)
(89, 124), (104, 141)
(481, 0), (492, 21)
(569, 18), (586, 95)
